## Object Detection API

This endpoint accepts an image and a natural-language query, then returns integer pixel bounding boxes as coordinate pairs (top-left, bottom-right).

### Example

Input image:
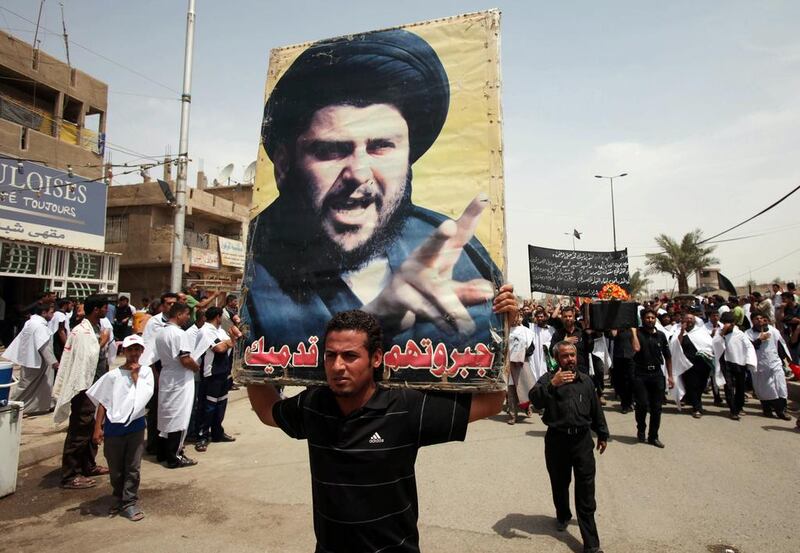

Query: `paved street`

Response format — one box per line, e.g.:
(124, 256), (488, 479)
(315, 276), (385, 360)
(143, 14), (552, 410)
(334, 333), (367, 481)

(2, 388), (798, 553)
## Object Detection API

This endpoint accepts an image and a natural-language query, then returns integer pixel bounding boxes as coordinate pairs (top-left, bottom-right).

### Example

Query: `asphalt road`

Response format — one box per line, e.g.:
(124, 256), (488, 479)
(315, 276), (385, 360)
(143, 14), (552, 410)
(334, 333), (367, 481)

(2, 388), (798, 553)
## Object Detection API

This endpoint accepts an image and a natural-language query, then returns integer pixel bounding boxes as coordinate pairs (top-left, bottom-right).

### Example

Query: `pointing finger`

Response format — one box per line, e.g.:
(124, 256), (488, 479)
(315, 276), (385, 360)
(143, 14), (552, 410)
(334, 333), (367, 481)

(411, 219), (457, 268)
(454, 193), (489, 246)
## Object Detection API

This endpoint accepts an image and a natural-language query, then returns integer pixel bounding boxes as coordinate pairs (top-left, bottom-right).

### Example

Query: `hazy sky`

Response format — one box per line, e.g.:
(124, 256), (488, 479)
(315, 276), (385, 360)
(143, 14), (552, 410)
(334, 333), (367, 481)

(2, 1), (798, 294)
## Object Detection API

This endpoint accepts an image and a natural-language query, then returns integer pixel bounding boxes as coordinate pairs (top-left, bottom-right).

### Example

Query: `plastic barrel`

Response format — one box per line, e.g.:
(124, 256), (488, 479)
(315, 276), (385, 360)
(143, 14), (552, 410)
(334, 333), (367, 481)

(0, 362), (14, 407)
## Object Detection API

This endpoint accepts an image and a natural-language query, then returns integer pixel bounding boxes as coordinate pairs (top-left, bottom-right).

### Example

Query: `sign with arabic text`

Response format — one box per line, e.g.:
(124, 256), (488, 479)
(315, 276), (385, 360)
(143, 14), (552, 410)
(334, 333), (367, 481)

(189, 247), (219, 269)
(218, 236), (245, 268)
(528, 245), (630, 297)
(0, 159), (107, 251)
(238, 11), (506, 391)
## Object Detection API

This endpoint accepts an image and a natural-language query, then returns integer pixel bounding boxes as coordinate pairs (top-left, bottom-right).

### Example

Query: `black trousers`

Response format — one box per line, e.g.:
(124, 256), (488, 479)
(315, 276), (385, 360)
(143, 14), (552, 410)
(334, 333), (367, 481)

(612, 358), (634, 409)
(157, 431), (185, 464)
(61, 391), (98, 483)
(762, 397), (787, 416)
(633, 370), (665, 440)
(681, 362), (711, 412)
(544, 428), (600, 550)
(145, 379), (159, 454)
(591, 355), (605, 395)
(722, 362), (746, 415)
(198, 373), (229, 440)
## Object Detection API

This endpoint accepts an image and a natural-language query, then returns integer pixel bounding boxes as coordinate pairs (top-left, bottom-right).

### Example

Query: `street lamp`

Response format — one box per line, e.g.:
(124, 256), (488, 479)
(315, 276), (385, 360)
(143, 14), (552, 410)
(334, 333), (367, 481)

(594, 173), (628, 252)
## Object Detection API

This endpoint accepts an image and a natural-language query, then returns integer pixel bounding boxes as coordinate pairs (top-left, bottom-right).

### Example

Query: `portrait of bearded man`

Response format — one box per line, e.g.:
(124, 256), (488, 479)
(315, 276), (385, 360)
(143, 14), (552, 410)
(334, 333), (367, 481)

(243, 28), (502, 356)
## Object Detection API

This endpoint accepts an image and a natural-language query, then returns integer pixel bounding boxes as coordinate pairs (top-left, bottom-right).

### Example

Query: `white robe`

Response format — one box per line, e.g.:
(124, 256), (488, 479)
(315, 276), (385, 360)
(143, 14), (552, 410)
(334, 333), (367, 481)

(669, 326), (724, 405)
(141, 313), (169, 366)
(52, 319), (101, 424)
(4, 314), (51, 368)
(508, 325), (536, 405)
(86, 365), (155, 424)
(192, 323), (229, 378)
(712, 327), (756, 373)
(745, 326), (788, 401)
(703, 321), (722, 337)
(530, 324), (555, 380)
(48, 310), (70, 336)
(99, 317), (118, 362)
(155, 324), (194, 434)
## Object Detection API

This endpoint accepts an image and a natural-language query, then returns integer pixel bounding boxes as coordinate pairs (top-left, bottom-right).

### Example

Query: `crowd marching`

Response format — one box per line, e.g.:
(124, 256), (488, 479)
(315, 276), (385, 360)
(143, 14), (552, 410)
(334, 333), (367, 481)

(2, 285), (243, 521)
(508, 285), (799, 436)
(1, 282), (798, 545)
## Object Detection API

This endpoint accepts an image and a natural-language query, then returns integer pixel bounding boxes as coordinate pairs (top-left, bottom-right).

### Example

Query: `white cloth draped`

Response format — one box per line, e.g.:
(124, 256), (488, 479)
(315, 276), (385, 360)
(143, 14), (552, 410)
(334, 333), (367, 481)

(745, 326), (789, 401)
(140, 313), (168, 366)
(669, 326), (724, 405)
(86, 365), (155, 425)
(712, 327), (756, 370)
(52, 319), (101, 425)
(508, 325), (536, 405)
(47, 310), (70, 336)
(156, 324), (194, 434)
(530, 324), (555, 380)
(4, 314), (51, 368)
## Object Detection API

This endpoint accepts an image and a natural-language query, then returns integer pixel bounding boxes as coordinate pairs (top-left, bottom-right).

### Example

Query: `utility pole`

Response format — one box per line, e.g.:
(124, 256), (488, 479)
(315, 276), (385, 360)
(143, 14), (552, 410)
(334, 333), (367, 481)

(594, 173), (628, 252)
(170, 0), (196, 292)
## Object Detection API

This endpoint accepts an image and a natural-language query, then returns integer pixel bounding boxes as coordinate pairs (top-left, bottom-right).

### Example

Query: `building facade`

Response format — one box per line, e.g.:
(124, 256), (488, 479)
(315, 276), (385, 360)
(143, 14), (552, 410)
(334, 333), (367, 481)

(0, 30), (118, 318)
(105, 171), (251, 305)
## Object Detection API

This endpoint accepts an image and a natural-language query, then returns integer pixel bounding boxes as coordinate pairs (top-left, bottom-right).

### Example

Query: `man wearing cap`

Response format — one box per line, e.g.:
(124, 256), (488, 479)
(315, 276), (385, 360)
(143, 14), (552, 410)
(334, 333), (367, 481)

(244, 29), (501, 351)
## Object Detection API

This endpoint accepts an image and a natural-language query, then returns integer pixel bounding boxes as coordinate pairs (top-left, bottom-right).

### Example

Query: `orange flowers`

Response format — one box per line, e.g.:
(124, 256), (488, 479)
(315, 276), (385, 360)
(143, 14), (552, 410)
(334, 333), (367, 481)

(598, 283), (630, 301)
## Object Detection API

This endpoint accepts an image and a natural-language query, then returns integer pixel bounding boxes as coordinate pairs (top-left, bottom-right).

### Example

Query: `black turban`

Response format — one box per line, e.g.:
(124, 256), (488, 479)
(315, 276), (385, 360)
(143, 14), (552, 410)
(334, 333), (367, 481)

(262, 29), (450, 164)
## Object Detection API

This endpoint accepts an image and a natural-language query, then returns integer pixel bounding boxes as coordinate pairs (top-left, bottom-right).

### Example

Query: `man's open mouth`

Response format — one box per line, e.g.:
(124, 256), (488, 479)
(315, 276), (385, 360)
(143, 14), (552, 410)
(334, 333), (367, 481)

(326, 193), (380, 227)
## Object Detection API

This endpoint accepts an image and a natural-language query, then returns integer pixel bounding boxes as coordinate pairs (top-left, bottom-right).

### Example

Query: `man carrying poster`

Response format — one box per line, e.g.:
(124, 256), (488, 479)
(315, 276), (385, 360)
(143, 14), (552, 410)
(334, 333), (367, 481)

(244, 25), (502, 359)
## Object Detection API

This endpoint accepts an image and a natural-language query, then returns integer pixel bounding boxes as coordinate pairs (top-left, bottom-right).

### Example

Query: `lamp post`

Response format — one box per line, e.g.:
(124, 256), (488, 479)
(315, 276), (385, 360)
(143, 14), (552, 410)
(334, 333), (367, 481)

(594, 173), (627, 252)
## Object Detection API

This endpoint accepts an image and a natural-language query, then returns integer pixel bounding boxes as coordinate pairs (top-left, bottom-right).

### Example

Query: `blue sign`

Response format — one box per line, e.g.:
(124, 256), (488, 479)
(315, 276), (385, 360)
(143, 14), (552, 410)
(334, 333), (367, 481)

(0, 158), (107, 251)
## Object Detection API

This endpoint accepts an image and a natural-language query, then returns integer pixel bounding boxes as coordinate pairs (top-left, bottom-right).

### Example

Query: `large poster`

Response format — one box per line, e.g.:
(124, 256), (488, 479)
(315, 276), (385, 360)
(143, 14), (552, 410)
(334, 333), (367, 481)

(528, 245), (630, 297)
(239, 11), (506, 390)
(0, 158), (107, 251)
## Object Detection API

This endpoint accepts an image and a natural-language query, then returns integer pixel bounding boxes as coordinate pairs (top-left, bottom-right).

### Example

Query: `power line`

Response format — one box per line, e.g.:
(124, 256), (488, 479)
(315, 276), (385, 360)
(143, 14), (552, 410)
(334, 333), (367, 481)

(0, 6), (180, 94)
(730, 246), (800, 279)
(698, 182), (800, 244)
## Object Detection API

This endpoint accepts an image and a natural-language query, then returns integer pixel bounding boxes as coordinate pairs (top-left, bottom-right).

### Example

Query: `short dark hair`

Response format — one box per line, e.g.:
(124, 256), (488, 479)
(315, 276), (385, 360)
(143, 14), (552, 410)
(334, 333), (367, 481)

(707, 308), (719, 315)
(168, 302), (190, 319)
(720, 312), (735, 324)
(553, 340), (577, 356)
(641, 308), (657, 319)
(781, 291), (794, 301)
(751, 310), (768, 320)
(752, 291), (762, 299)
(205, 306), (223, 321)
(324, 310), (383, 356)
(118, 295), (129, 302)
(160, 292), (178, 304)
(561, 306), (576, 316)
(84, 295), (108, 316)
(56, 298), (72, 309)
(788, 282), (796, 290)
(31, 302), (54, 316)
(226, 294), (237, 304)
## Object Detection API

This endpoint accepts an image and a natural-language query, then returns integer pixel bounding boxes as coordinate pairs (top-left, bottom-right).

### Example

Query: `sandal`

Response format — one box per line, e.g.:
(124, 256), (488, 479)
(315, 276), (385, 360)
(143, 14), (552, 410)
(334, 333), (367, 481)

(61, 476), (96, 489)
(87, 466), (110, 476)
(194, 439), (208, 452)
(120, 504), (144, 521)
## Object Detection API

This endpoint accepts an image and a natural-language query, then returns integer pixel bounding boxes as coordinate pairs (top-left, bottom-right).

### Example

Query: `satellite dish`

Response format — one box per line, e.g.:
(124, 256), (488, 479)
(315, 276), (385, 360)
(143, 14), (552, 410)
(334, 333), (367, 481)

(214, 163), (234, 186)
(242, 161), (256, 184)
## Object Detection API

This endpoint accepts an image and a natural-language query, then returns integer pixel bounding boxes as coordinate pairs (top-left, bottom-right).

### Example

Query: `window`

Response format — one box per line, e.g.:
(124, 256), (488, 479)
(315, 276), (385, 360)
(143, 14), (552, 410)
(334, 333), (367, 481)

(68, 252), (101, 279)
(0, 243), (38, 274)
(105, 214), (128, 243)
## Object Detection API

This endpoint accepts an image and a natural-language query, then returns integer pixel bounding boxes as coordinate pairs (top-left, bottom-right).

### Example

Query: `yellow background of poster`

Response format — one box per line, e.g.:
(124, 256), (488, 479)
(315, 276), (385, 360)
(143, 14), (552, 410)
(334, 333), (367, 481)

(251, 10), (505, 270)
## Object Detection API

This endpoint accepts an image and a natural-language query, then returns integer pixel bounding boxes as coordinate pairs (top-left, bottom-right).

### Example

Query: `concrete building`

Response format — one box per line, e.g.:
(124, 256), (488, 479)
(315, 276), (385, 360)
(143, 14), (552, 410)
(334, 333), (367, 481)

(0, 30), (118, 320)
(105, 168), (250, 305)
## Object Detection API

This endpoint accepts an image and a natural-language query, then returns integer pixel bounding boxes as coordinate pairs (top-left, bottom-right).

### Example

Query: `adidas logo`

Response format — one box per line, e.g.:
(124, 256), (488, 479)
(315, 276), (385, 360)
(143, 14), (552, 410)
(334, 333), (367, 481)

(368, 432), (384, 444)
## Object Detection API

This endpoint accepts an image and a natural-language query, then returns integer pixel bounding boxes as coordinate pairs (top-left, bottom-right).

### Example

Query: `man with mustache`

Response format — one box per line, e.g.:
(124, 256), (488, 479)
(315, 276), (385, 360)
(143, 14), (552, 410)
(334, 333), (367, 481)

(244, 29), (501, 352)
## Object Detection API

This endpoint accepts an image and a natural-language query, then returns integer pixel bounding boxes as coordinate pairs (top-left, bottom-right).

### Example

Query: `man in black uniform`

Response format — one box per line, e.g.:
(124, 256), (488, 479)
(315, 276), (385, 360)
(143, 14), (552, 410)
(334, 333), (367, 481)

(246, 286), (515, 553)
(630, 308), (673, 448)
(550, 306), (594, 375)
(611, 327), (635, 413)
(530, 341), (609, 553)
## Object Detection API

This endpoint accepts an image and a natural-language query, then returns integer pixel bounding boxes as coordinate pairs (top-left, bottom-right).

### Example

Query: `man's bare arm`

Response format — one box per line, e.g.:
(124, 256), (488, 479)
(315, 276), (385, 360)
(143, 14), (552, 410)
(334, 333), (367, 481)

(469, 390), (505, 423)
(247, 384), (282, 427)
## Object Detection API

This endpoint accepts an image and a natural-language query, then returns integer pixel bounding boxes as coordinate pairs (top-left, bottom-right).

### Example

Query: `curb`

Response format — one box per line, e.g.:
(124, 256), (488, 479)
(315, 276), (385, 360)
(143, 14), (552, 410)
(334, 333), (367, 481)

(17, 389), (250, 469)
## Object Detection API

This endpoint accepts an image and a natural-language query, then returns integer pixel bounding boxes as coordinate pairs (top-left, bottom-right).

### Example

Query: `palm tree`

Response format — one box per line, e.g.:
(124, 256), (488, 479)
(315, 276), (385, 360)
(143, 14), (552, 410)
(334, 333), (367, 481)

(628, 270), (650, 299)
(644, 229), (718, 294)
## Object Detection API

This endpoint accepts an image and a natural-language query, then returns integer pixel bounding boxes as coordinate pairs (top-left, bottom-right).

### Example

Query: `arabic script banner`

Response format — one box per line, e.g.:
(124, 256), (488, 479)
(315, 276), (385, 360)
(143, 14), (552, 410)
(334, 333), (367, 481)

(239, 11), (506, 391)
(0, 158), (107, 251)
(528, 245), (630, 297)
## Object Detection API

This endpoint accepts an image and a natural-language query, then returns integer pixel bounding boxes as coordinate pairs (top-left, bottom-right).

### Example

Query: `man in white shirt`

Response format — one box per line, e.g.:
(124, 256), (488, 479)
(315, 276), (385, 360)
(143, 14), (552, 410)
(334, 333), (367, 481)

(191, 307), (240, 450)
(141, 292), (177, 454)
(6, 302), (56, 414)
(154, 302), (199, 468)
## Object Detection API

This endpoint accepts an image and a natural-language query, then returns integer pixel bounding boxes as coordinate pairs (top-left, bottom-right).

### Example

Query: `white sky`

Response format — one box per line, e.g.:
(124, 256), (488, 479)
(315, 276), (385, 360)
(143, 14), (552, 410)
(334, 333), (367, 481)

(2, 1), (799, 294)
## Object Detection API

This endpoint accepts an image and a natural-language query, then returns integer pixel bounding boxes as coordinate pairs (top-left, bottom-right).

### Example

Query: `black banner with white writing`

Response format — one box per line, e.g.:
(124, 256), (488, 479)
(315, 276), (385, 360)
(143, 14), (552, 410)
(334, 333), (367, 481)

(528, 245), (630, 297)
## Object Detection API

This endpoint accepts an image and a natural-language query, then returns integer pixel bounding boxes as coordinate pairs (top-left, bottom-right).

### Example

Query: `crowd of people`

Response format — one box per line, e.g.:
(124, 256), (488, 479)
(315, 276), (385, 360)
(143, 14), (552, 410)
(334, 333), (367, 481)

(507, 284), (800, 435)
(2, 285), (243, 521)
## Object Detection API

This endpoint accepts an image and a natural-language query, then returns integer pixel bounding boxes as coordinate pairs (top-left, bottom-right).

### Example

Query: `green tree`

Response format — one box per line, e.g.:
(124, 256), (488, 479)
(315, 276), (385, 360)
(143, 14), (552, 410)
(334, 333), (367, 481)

(645, 229), (718, 294)
(628, 270), (651, 299)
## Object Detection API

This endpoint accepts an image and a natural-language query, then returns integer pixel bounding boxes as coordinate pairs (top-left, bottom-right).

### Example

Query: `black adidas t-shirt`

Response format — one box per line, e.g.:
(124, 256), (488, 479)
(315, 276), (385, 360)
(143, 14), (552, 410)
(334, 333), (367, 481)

(273, 387), (472, 553)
